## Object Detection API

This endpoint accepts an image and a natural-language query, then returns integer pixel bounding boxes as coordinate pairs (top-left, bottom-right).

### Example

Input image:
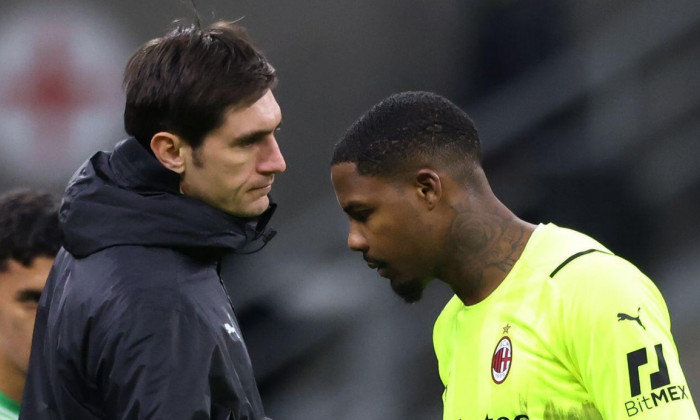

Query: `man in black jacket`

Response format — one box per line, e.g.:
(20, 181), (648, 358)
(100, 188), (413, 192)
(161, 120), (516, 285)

(21, 21), (285, 420)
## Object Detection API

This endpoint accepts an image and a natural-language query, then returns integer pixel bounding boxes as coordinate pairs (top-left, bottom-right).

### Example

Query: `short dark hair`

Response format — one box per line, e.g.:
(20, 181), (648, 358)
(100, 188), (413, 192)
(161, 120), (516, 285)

(0, 189), (61, 272)
(331, 91), (481, 180)
(123, 21), (277, 150)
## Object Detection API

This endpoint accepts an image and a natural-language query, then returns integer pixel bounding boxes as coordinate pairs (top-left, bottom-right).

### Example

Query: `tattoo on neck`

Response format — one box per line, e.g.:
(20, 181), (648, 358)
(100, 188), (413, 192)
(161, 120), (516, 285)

(448, 208), (527, 279)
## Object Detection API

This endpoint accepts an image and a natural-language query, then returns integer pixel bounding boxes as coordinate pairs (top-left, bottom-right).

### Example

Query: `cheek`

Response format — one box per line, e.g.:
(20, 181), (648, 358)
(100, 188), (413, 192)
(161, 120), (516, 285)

(218, 157), (258, 189)
(13, 308), (36, 337)
(375, 228), (416, 258)
(0, 309), (34, 355)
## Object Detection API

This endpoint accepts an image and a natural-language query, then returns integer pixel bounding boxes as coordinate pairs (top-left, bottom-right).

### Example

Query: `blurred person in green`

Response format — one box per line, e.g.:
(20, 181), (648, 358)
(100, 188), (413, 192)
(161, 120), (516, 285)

(0, 190), (61, 420)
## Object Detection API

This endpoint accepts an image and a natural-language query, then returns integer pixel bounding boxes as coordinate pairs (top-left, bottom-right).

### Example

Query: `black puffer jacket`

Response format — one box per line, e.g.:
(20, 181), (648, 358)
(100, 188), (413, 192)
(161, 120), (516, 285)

(21, 138), (275, 420)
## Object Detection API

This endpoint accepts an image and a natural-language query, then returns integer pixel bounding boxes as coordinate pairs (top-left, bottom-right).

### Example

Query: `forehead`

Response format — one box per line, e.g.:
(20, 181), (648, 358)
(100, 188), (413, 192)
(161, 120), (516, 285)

(215, 90), (282, 137)
(331, 162), (395, 206)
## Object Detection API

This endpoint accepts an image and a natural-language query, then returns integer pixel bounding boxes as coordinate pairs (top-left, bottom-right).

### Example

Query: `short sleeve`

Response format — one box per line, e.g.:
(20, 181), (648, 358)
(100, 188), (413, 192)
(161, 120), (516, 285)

(557, 252), (699, 419)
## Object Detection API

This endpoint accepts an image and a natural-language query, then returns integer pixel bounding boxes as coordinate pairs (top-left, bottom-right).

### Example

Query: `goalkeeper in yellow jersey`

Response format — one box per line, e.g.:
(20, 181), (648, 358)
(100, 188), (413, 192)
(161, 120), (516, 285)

(330, 91), (698, 419)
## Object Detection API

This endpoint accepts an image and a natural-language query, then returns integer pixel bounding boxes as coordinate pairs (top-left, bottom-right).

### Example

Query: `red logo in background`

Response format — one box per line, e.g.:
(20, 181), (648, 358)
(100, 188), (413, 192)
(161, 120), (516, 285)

(491, 336), (512, 384)
(0, 5), (127, 185)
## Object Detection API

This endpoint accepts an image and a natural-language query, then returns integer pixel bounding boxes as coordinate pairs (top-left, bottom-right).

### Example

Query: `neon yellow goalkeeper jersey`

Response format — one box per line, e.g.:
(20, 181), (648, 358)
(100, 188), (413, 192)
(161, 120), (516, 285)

(433, 223), (698, 420)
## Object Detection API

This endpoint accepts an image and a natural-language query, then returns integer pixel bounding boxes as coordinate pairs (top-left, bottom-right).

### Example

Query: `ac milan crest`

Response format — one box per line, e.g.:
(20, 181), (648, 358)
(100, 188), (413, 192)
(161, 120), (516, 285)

(491, 336), (512, 384)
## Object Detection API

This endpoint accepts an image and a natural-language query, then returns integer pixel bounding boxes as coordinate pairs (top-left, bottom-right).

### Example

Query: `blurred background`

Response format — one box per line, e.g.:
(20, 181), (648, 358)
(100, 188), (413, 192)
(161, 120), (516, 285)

(1, 0), (698, 417)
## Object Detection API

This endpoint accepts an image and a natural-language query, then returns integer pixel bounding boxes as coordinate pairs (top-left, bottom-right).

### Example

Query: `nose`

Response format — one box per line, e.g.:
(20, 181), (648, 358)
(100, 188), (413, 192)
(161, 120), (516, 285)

(347, 224), (368, 252)
(258, 136), (287, 174)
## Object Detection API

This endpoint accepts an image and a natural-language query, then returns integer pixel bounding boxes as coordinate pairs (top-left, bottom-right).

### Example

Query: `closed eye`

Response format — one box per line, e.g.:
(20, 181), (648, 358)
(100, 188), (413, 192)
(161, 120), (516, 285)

(236, 122), (282, 147)
(17, 290), (42, 308)
(349, 209), (371, 222)
(236, 134), (263, 147)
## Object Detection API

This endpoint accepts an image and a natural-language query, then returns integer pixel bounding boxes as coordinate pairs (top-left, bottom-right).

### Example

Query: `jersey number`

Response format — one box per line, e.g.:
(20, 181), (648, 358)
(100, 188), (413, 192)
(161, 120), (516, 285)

(626, 344), (670, 397)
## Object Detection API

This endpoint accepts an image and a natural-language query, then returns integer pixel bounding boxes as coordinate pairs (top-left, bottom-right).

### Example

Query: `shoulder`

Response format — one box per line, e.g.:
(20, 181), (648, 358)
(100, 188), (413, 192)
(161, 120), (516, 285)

(76, 245), (211, 289)
(530, 224), (665, 318)
(550, 250), (672, 354)
(522, 223), (611, 271)
(55, 245), (219, 321)
(552, 250), (665, 313)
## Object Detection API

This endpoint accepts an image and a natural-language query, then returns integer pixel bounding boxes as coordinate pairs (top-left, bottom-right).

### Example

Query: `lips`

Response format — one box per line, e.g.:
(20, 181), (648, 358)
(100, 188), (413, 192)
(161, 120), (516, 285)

(364, 256), (386, 271)
(251, 176), (275, 191)
(363, 256), (392, 279)
(251, 183), (272, 192)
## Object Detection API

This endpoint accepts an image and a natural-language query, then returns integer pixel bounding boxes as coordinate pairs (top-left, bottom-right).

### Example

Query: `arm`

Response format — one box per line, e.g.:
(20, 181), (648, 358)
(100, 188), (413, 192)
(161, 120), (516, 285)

(559, 253), (699, 419)
(91, 304), (261, 420)
(94, 306), (217, 419)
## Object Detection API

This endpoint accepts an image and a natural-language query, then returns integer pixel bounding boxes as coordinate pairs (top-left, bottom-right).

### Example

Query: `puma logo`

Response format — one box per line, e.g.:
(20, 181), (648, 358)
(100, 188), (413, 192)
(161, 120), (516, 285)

(617, 307), (646, 330)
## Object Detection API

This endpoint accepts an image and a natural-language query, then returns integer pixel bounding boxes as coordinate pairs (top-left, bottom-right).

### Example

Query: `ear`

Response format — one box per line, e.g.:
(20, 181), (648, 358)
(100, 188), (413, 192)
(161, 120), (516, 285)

(150, 132), (188, 174)
(415, 169), (442, 209)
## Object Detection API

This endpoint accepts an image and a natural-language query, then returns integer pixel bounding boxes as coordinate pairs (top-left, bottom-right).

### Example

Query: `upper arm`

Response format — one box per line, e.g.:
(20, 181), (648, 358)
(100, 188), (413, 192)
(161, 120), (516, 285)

(558, 253), (698, 419)
(93, 304), (224, 419)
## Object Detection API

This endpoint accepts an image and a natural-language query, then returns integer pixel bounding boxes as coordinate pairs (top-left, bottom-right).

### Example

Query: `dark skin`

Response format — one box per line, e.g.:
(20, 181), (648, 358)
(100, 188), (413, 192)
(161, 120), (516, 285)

(432, 166), (535, 305)
(443, 203), (533, 304)
(331, 162), (535, 306)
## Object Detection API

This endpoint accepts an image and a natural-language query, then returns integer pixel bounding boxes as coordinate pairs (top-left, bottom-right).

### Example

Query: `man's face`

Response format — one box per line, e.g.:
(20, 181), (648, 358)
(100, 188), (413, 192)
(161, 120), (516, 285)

(180, 90), (286, 217)
(331, 162), (435, 303)
(0, 257), (53, 376)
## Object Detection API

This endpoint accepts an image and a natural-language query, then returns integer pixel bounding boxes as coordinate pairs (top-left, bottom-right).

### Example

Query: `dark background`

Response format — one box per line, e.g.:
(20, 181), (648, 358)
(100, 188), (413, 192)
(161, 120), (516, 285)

(1, 0), (698, 417)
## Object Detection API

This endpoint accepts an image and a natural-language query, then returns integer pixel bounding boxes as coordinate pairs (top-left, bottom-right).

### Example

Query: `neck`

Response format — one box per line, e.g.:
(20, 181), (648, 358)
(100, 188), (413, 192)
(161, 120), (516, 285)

(0, 357), (24, 404)
(439, 203), (535, 306)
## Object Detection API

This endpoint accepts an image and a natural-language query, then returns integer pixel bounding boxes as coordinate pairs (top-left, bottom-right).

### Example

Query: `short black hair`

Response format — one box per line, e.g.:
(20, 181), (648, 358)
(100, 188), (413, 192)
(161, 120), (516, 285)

(123, 21), (277, 151)
(331, 91), (481, 180)
(0, 189), (61, 272)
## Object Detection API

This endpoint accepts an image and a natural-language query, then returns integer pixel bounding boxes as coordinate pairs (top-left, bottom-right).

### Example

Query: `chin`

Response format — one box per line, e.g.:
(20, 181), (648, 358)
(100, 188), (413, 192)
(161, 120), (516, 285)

(225, 197), (270, 218)
(248, 196), (271, 216)
(391, 277), (426, 303)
